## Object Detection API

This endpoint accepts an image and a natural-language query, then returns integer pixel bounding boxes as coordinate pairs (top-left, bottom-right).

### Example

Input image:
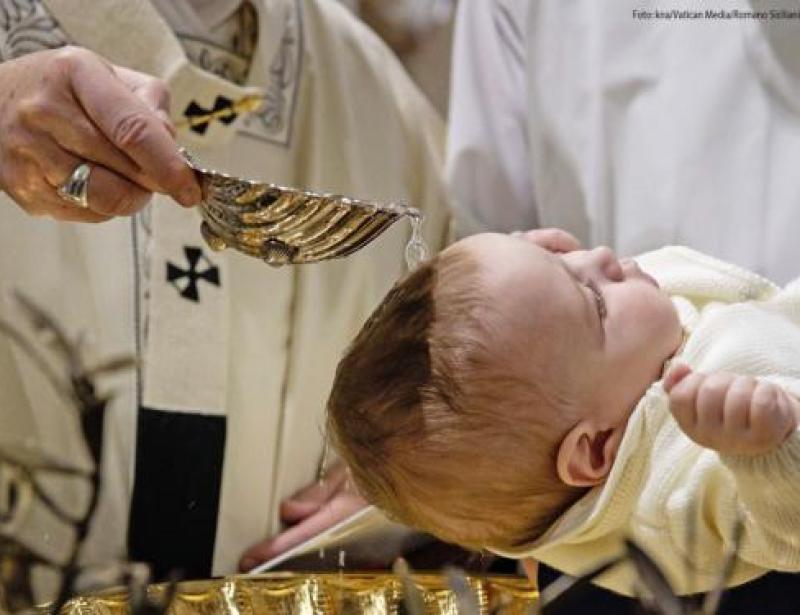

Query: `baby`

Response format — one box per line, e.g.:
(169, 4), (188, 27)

(327, 229), (800, 596)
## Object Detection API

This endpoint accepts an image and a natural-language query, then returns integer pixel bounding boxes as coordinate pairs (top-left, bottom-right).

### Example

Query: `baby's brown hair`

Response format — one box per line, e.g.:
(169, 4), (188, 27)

(327, 245), (585, 551)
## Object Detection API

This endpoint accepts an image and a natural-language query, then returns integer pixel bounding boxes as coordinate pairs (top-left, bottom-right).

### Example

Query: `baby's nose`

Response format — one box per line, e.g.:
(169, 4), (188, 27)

(620, 257), (641, 276)
(590, 246), (624, 281)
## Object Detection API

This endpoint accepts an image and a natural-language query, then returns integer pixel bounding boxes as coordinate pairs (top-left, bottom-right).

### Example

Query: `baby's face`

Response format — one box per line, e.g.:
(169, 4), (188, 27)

(453, 234), (684, 424)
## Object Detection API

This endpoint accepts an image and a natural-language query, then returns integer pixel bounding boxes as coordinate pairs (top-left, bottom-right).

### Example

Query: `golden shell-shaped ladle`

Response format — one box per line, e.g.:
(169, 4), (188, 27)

(182, 149), (420, 267)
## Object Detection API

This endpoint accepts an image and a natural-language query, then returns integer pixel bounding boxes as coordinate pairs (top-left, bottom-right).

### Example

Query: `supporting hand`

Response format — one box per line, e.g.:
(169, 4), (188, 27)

(238, 461), (367, 572)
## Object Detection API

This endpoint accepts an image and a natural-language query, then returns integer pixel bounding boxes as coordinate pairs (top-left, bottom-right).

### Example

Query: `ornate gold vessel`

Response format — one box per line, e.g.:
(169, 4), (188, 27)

(42, 573), (537, 615)
(183, 151), (421, 267)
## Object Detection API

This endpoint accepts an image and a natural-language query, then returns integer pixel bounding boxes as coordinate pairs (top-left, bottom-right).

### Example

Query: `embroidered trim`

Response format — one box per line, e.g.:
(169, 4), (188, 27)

(173, 0), (303, 147)
(239, 0), (303, 147)
(174, 1), (257, 86)
(177, 35), (252, 85)
(0, 0), (69, 60)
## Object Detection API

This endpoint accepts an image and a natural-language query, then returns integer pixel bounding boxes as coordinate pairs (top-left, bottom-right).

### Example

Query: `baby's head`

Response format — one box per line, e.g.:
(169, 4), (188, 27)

(328, 232), (683, 551)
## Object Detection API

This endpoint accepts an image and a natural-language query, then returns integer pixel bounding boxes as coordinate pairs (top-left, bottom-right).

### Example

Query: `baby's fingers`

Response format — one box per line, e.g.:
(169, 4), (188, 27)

(695, 372), (738, 434)
(668, 368), (799, 455)
(744, 381), (796, 454)
(720, 375), (757, 436)
(667, 368), (705, 432)
(663, 363), (692, 393)
(668, 370), (738, 448)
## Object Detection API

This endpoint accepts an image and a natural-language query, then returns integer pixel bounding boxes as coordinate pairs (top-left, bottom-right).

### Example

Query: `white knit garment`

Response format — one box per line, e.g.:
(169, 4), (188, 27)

(496, 246), (800, 597)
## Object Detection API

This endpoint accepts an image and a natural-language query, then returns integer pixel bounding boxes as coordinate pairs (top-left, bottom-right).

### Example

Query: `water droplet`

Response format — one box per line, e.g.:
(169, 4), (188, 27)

(404, 210), (429, 270)
(319, 547), (326, 559)
(338, 549), (346, 568)
(316, 438), (330, 483)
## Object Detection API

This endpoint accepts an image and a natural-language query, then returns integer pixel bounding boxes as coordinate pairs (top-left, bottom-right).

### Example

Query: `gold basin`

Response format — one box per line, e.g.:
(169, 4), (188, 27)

(44, 572), (538, 614)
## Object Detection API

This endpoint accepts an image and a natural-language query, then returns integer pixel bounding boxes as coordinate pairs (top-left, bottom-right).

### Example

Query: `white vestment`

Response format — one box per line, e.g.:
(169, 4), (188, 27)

(448, 0), (800, 284)
(0, 0), (448, 578)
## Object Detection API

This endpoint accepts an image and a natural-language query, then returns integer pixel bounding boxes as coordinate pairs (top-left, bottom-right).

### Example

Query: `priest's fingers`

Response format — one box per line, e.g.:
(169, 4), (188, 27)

(1, 160), (111, 223)
(239, 492), (367, 572)
(35, 135), (151, 217)
(65, 47), (201, 206)
(280, 462), (350, 523)
(114, 65), (176, 137)
(11, 48), (162, 195)
(521, 559), (539, 587)
(0, 47), (169, 217)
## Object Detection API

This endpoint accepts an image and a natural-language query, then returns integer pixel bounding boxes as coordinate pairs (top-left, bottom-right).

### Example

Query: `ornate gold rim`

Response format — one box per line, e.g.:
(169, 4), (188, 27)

(44, 572), (538, 614)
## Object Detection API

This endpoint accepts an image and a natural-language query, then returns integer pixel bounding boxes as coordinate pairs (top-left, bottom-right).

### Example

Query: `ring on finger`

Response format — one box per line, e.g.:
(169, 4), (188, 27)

(56, 162), (92, 209)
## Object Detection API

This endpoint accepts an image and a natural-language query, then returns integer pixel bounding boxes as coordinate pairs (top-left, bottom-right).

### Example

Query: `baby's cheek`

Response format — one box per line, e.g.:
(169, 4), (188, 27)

(636, 288), (679, 332)
(657, 296), (683, 344)
(619, 290), (679, 358)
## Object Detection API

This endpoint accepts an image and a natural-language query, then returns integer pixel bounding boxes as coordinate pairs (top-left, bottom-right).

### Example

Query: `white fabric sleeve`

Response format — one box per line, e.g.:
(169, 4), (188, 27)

(721, 420), (800, 571)
(445, 0), (537, 238)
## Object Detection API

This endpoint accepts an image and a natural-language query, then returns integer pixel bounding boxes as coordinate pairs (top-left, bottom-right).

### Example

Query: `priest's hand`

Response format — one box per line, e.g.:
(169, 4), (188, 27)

(0, 46), (201, 222)
(238, 461), (368, 572)
(521, 558), (538, 588)
(664, 364), (800, 456)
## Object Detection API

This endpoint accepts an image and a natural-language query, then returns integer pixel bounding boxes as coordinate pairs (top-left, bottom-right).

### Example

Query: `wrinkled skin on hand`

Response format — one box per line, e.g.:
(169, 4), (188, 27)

(0, 46), (201, 222)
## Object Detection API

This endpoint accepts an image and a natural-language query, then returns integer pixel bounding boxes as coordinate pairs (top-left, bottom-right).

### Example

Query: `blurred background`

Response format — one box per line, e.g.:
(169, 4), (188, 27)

(339, 0), (457, 118)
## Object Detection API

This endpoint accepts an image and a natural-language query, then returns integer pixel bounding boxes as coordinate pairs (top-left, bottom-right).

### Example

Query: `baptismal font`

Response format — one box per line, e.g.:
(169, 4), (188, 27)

(0, 293), (536, 615)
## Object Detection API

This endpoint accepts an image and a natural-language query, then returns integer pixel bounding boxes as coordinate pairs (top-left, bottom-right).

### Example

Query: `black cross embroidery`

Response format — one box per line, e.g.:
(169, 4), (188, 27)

(166, 246), (221, 303)
(183, 95), (237, 135)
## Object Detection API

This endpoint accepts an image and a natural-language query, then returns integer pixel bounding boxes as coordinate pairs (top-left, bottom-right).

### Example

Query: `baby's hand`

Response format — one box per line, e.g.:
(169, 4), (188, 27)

(663, 364), (800, 456)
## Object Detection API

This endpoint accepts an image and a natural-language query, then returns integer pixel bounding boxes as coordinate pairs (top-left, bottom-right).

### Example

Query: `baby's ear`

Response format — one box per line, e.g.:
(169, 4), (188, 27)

(556, 420), (624, 487)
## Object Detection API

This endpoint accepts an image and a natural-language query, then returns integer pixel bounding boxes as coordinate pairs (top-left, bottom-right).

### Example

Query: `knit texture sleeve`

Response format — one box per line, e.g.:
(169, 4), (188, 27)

(721, 426), (800, 571)
(636, 246), (778, 305)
